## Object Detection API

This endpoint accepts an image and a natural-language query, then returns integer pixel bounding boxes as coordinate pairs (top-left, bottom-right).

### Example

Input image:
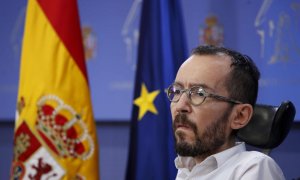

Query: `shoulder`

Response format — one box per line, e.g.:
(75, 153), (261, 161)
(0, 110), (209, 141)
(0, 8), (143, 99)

(239, 150), (278, 165)
(234, 151), (285, 180)
(240, 150), (273, 159)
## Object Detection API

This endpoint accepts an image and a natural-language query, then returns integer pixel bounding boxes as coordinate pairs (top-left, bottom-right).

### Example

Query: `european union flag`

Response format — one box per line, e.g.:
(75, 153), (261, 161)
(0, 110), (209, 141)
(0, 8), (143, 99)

(126, 0), (187, 179)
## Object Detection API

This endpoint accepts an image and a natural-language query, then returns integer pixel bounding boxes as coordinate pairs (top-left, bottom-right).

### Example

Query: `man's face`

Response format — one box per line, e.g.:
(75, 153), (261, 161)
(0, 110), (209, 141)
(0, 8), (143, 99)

(171, 54), (234, 158)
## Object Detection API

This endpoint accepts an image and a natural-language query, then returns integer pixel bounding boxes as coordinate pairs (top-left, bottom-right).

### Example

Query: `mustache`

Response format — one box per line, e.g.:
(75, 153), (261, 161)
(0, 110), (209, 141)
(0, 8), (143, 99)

(173, 113), (197, 132)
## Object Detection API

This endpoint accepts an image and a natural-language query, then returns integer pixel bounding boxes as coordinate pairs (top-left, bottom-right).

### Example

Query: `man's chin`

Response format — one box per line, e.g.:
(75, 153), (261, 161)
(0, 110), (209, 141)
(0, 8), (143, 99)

(175, 141), (197, 157)
(175, 136), (195, 147)
(175, 130), (195, 142)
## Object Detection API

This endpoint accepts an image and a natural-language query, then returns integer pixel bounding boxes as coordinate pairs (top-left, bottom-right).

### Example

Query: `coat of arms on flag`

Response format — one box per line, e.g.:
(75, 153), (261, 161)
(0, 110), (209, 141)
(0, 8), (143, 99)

(35, 95), (94, 160)
(11, 121), (65, 179)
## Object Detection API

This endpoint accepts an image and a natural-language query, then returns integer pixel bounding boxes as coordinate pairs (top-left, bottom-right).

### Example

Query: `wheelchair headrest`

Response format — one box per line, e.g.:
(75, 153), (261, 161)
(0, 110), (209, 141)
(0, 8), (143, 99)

(237, 101), (296, 149)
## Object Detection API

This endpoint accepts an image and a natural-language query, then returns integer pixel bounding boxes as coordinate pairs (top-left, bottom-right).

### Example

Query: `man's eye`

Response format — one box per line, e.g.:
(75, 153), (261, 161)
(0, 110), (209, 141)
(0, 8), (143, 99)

(174, 89), (181, 94)
(191, 88), (205, 97)
(197, 91), (205, 97)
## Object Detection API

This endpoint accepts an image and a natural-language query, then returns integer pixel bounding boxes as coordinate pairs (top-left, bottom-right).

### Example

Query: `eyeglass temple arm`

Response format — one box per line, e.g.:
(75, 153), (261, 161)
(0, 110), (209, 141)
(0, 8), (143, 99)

(209, 94), (242, 104)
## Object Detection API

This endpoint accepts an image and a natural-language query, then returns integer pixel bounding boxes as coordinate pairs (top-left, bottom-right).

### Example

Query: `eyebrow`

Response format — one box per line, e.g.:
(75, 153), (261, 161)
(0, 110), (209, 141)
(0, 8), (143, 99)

(173, 81), (215, 92)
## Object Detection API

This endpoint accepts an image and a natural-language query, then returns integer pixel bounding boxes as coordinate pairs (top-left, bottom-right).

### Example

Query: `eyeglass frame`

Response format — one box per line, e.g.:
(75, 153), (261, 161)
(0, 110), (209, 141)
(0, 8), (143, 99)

(165, 84), (243, 106)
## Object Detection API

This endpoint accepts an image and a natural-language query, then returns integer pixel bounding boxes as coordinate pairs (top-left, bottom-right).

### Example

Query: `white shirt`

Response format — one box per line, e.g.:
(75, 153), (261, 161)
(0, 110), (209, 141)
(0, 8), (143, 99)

(175, 142), (285, 180)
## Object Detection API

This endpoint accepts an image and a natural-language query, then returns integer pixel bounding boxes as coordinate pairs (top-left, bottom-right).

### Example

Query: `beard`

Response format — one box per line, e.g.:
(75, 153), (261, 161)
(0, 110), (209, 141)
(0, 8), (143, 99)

(173, 106), (233, 158)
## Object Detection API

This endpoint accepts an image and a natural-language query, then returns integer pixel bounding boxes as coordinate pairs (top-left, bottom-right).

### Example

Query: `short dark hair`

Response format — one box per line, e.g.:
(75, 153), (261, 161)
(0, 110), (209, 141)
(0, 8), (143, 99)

(191, 45), (260, 107)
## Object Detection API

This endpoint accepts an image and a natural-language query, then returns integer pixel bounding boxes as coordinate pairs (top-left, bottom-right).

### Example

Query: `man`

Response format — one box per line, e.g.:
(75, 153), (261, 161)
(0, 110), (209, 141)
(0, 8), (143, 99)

(165, 45), (285, 179)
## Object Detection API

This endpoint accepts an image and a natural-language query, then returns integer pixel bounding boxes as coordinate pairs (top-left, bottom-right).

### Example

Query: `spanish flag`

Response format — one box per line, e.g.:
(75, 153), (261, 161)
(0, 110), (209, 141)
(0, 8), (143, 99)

(10, 0), (99, 179)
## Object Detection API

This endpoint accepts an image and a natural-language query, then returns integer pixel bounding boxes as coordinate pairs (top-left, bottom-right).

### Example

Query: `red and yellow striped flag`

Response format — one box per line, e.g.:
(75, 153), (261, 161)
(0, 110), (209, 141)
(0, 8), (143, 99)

(11, 0), (99, 179)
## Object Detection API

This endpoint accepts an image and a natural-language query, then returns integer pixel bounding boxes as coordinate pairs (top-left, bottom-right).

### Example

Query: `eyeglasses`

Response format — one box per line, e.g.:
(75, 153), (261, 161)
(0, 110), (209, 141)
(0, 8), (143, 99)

(165, 84), (242, 106)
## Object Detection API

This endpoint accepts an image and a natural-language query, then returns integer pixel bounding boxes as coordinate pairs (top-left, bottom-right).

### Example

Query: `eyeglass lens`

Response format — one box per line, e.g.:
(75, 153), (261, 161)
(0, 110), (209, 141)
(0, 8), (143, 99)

(167, 85), (206, 105)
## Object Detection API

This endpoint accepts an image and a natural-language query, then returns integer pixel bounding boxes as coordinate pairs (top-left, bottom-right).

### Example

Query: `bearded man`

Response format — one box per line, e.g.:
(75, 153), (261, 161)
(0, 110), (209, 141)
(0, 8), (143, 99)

(166, 45), (285, 180)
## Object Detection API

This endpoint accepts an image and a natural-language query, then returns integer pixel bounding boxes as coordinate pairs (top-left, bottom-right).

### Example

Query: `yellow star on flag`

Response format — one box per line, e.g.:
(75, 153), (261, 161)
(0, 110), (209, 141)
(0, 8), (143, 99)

(134, 83), (160, 120)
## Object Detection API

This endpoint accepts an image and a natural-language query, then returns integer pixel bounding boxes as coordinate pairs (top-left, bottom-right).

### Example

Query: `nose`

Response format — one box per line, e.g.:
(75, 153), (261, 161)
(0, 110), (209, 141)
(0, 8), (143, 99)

(172, 91), (191, 113)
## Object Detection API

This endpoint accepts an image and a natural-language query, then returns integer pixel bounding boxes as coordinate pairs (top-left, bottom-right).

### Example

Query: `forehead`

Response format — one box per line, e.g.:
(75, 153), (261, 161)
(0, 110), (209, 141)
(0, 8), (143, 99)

(175, 54), (232, 90)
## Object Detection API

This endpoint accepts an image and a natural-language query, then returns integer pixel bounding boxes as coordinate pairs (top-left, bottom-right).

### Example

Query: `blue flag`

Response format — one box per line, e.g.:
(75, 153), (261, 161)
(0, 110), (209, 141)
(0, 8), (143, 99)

(126, 0), (187, 179)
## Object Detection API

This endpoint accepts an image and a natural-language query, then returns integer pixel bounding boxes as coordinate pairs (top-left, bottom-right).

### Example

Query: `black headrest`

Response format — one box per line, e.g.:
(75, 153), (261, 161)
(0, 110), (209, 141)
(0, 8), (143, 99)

(237, 101), (296, 149)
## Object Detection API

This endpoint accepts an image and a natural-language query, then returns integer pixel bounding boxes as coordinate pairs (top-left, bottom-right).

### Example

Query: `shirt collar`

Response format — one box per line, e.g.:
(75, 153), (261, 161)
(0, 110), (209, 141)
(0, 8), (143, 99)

(212, 142), (246, 167)
(175, 156), (196, 171)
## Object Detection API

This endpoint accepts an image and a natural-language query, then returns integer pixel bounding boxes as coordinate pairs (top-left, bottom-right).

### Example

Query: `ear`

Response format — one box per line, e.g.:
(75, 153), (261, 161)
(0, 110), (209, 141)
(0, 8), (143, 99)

(230, 104), (253, 130)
